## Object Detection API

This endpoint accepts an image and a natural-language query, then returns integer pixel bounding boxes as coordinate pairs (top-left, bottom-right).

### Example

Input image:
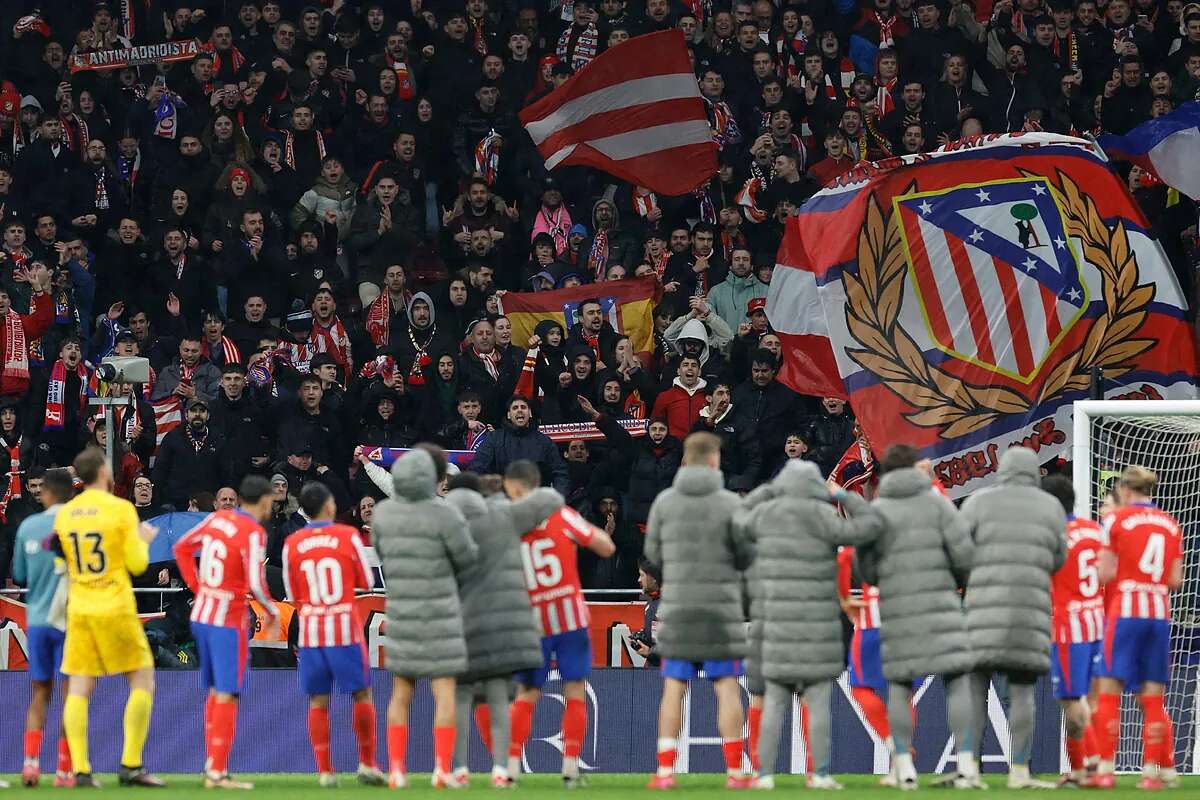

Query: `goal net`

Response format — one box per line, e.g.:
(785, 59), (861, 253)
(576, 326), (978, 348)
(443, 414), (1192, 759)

(1073, 400), (1200, 774)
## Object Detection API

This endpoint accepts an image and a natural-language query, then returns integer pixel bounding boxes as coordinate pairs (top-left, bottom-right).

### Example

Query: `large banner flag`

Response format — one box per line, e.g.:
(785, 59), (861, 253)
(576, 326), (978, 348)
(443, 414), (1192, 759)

(69, 39), (200, 73)
(1098, 101), (1200, 200)
(499, 275), (661, 360)
(768, 132), (1199, 498)
(519, 30), (717, 196)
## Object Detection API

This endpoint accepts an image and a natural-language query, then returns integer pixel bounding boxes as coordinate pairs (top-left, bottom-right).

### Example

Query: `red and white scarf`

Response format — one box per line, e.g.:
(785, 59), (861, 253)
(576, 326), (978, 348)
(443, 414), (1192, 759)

(1, 312), (29, 386)
(384, 52), (416, 99)
(307, 316), (352, 378)
(283, 129), (327, 170)
(587, 229), (609, 280)
(468, 346), (500, 381)
(474, 129), (502, 186)
(875, 12), (898, 48)
(44, 359), (93, 431)
(632, 187), (659, 219)
(0, 434), (21, 522)
(95, 397), (141, 441)
(365, 291), (411, 347)
(200, 335), (240, 365)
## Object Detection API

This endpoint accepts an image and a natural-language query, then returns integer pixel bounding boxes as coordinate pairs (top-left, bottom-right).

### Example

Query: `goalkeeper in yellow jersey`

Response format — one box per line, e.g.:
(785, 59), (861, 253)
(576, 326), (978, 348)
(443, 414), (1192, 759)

(55, 447), (165, 788)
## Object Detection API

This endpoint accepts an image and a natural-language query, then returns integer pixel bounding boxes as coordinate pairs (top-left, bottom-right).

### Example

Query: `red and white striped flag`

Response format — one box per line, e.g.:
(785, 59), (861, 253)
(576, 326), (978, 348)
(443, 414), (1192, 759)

(150, 397), (182, 466)
(519, 30), (717, 196)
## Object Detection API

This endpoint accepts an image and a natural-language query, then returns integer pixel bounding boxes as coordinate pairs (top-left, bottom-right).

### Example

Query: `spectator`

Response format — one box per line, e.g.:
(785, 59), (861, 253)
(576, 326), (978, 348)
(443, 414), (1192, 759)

(154, 397), (228, 509)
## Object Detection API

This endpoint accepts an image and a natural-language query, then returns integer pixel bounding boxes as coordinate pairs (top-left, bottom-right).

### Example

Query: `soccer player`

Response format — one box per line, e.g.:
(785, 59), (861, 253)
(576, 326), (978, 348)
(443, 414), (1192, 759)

(282, 482), (385, 788)
(13, 468), (75, 787)
(1041, 476), (1105, 787)
(838, 546), (891, 743)
(644, 432), (755, 790)
(55, 447), (164, 787)
(1092, 466), (1184, 790)
(172, 474), (278, 789)
(503, 459), (615, 788)
(372, 445), (478, 789)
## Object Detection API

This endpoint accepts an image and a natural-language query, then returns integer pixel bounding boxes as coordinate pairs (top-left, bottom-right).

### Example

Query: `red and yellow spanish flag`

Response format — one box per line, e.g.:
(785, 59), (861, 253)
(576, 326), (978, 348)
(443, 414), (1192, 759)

(499, 276), (661, 359)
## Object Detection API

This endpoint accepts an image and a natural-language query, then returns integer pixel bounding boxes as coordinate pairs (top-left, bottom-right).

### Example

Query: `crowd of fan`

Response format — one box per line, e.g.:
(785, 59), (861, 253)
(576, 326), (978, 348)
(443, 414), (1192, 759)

(0, 0), (1197, 592)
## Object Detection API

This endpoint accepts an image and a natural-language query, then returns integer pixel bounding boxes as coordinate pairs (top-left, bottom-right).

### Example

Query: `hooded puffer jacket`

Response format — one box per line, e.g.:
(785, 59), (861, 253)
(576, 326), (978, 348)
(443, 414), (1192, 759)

(862, 467), (975, 681)
(373, 450), (478, 677)
(644, 465), (753, 662)
(959, 447), (1067, 674)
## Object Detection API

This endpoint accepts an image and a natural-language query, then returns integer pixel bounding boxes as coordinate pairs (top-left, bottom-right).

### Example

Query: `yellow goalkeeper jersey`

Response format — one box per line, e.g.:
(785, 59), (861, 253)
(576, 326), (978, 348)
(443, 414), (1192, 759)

(55, 488), (148, 618)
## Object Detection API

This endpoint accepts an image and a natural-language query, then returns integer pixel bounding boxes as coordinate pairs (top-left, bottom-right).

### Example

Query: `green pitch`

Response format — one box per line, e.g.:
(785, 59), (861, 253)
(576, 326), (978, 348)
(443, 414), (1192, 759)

(2, 773), (1196, 797)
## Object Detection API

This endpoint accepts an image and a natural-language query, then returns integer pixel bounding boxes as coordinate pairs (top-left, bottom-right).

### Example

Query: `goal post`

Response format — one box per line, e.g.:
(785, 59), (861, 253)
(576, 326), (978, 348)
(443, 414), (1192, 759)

(1071, 399), (1200, 774)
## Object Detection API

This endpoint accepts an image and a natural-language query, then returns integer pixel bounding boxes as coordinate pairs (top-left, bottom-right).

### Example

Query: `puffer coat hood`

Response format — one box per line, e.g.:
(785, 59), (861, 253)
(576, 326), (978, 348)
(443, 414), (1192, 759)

(674, 317), (711, 366)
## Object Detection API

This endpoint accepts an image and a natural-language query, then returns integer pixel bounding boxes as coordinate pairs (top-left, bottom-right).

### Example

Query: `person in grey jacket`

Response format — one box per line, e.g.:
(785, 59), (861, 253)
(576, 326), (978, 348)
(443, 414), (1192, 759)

(372, 445), (478, 789)
(444, 472), (564, 787)
(644, 432), (755, 789)
(742, 460), (884, 790)
(959, 446), (1067, 790)
(862, 445), (976, 790)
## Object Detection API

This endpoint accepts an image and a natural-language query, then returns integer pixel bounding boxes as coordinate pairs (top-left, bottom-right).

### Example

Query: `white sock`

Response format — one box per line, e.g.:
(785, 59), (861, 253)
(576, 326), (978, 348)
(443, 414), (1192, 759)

(491, 765), (509, 779)
(894, 751), (915, 780)
(507, 756), (521, 777)
(562, 756), (579, 778)
(957, 751), (978, 778)
(656, 737), (677, 778)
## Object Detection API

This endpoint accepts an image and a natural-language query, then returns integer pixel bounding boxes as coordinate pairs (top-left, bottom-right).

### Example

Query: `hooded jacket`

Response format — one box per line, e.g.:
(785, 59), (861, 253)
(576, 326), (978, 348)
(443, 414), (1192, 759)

(558, 343), (598, 422)
(446, 486), (563, 681)
(644, 464), (753, 662)
(861, 467), (975, 681)
(391, 291), (453, 383)
(576, 199), (638, 278)
(373, 450), (478, 677)
(595, 414), (682, 524)
(742, 461), (883, 684)
(958, 447), (1067, 674)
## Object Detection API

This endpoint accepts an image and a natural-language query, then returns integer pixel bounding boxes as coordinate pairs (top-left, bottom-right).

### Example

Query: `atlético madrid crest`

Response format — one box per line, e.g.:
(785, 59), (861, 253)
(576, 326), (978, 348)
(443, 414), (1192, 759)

(843, 169), (1156, 440)
(894, 178), (1087, 383)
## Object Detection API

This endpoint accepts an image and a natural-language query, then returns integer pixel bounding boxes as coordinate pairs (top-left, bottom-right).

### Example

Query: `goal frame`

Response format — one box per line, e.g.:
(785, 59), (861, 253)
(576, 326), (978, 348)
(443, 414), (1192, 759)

(1071, 398), (1200, 773)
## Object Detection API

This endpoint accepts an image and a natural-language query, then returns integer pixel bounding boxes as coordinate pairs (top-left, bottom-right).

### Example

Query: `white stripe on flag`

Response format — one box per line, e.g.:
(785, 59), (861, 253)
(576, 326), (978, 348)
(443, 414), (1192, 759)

(764, 265), (828, 336)
(525, 73), (701, 144)
(546, 119), (712, 168)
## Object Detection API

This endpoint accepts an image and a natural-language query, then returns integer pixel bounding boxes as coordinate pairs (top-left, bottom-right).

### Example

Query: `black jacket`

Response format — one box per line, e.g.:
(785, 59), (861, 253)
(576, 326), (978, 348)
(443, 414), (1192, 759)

(153, 425), (227, 508)
(807, 408), (858, 478)
(692, 406), (762, 491)
(595, 414), (682, 524)
(730, 379), (807, 480)
(466, 421), (570, 495)
(208, 390), (269, 487)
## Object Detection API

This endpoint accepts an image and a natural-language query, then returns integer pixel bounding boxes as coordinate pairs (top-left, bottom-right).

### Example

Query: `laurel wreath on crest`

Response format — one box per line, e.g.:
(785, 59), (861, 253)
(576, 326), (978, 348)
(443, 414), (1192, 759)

(843, 170), (1155, 439)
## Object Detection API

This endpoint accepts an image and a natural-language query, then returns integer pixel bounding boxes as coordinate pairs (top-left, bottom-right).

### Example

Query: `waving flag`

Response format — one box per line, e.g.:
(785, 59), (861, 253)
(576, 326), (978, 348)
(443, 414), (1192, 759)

(519, 30), (717, 196)
(768, 132), (1198, 498)
(1098, 102), (1200, 199)
(150, 397), (182, 466)
(499, 275), (661, 361)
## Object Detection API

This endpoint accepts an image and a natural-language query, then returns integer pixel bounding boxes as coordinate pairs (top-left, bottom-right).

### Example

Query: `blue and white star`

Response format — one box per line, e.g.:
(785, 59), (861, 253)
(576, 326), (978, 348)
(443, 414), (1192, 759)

(1053, 236), (1066, 250)
(1022, 257), (1038, 272)
(1032, 184), (1047, 196)
(968, 229), (984, 243)
(918, 199), (933, 215)
(1066, 287), (1082, 302)
(975, 188), (991, 203)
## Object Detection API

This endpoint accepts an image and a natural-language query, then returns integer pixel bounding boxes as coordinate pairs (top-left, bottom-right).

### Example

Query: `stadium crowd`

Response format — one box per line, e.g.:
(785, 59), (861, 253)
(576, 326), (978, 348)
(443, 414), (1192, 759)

(0, 0), (1197, 599)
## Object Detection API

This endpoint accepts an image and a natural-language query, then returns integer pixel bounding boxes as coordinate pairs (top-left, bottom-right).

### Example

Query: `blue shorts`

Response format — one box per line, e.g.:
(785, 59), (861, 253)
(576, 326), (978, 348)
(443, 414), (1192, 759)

(298, 644), (370, 696)
(848, 628), (886, 694)
(1103, 617), (1170, 688)
(27, 626), (66, 682)
(1051, 640), (1103, 699)
(192, 622), (248, 695)
(513, 628), (592, 689)
(661, 658), (744, 681)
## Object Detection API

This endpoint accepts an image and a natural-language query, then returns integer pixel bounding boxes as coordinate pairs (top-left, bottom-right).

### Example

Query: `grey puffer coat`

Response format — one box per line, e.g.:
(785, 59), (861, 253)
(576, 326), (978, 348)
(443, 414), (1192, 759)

(374, 450), (478, 677)
(644, 465), (754, 663)
(744, 461), (883, 685)
(446, 486), (563, 682)
(959, 447), (1067, 674)
(862, 467), (975, 681)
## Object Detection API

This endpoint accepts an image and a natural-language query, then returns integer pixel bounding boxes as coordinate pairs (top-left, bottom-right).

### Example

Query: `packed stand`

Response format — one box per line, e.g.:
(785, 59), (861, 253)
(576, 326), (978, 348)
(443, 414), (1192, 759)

(0, 0), (1196, 598)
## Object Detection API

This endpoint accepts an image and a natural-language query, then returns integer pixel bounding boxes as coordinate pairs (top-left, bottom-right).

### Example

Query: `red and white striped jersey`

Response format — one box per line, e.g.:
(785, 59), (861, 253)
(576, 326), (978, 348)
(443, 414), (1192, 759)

(282, 521), (374, 647)
(1051, 517), (1105, 643)
(837, 547), (880, 630)
(1101, 502), (1183, 621)
(173, 509), (274, 630)
(520, 506), (595, 636)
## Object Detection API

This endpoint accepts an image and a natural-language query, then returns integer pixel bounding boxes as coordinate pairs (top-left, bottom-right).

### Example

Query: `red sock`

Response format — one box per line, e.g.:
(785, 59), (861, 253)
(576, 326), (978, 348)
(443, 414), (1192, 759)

(656, 741), (677, 771)
(508, 699), (534, 759)
(852, 686), (890, 741)
(473, 705), (493, 754)
(24, 729), (42, 762)
(433, 726), (455, 775)
(204, 694), (216, 741)
(308, 707), (332, 774)
(1162, 715), (1175, 769)
(800, 701), (813, 774)
(1083, 724), (1099, 762)
(209, 699), (239, 776)
(352, 701), (377, 769)
(56, 737), (71, 774)
(1138, 695), (1168, 767)
(386, 724), (407, 775)
(747, 705), (762, 772)
(562, 698), (586, 759)
(1065, 735), (1086, 771)
(722, 738), (743, 774)
(1094, 694), (1120, 762)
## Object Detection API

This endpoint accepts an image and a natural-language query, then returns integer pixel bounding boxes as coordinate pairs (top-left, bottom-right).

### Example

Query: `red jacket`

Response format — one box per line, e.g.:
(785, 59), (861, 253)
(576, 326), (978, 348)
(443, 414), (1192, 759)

(651, 379), (708, 442)
(0, 291), (54, 397)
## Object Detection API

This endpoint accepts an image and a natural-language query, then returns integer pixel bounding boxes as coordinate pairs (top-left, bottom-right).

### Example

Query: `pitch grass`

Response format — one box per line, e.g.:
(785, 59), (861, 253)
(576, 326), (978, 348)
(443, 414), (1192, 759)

(2, 773), (1196, 797)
